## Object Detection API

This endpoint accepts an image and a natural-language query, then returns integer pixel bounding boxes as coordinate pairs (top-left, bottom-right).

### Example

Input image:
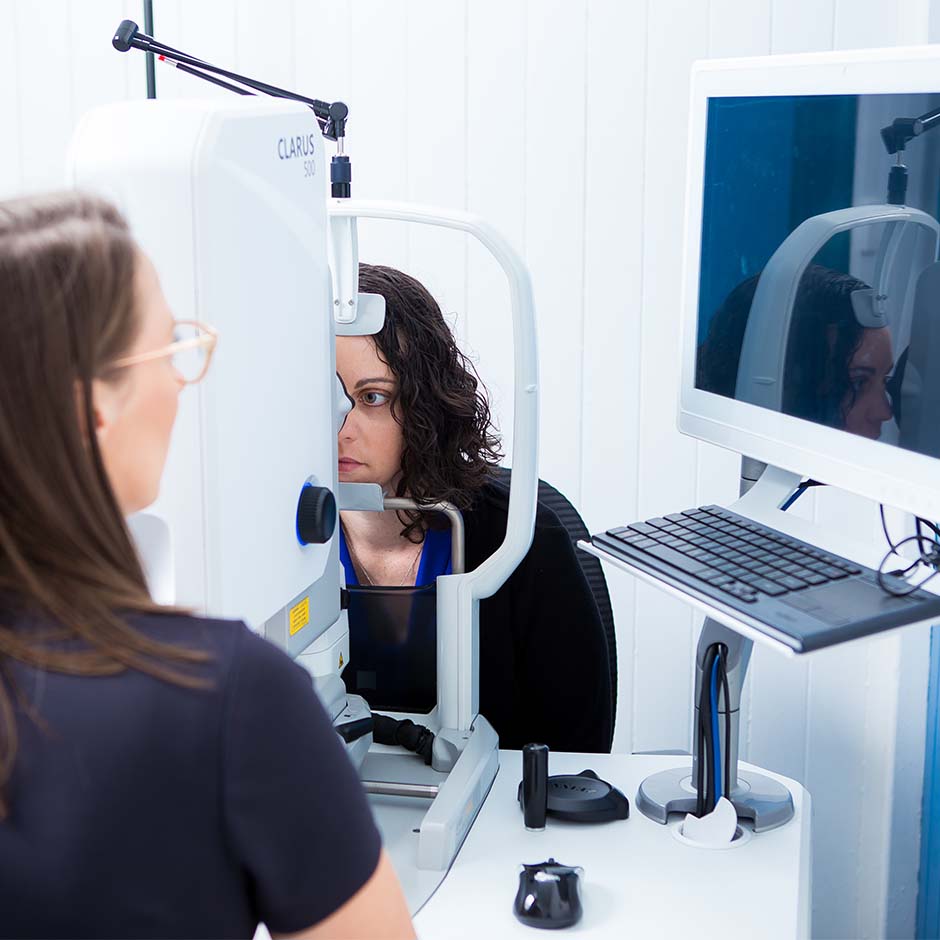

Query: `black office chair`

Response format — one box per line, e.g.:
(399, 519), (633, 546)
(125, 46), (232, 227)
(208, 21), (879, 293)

(494, 468), (618, 730)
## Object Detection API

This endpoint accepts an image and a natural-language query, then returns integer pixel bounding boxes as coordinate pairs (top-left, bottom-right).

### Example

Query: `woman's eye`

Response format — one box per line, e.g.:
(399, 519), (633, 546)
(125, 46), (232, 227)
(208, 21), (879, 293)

(361, 390), (390, 406)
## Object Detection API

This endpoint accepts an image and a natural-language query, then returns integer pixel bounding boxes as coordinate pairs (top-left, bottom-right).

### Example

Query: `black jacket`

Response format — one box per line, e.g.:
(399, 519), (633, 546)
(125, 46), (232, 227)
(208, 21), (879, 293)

(466, 479), (613, 753)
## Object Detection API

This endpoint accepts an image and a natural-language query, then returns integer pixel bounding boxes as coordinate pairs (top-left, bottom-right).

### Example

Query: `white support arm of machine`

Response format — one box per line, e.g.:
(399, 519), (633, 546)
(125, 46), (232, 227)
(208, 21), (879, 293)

(328, 199), (540, 731)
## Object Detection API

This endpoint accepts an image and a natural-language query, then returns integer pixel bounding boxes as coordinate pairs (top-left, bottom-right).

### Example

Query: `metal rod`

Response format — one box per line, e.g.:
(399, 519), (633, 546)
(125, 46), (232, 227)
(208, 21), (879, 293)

(362, 780), (439, 799)
(383, 498), (466, 573)
(142, 0), (155, 98)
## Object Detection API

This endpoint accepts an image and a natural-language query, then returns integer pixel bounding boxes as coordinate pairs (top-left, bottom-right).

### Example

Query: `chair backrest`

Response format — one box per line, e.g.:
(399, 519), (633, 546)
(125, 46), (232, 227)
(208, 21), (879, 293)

(494, 468), (617, 728)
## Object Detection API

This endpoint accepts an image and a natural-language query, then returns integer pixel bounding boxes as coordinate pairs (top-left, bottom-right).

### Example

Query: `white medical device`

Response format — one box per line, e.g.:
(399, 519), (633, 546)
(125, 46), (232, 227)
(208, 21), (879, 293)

(72, 20), (541, 911)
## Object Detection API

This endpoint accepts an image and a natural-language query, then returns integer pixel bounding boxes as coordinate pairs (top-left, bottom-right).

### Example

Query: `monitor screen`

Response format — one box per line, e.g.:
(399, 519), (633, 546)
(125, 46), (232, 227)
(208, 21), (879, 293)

(694, 92), (940, 461)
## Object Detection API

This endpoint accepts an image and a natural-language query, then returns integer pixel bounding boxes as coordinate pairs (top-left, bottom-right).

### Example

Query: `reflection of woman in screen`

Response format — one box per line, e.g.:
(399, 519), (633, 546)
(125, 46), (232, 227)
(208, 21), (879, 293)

(696, 264), (894, 440)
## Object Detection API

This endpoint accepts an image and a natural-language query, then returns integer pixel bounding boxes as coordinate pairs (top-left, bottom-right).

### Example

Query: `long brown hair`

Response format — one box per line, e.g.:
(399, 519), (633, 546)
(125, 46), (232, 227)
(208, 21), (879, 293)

(358, 264), (502, 541)
(0, 192), (207, 819)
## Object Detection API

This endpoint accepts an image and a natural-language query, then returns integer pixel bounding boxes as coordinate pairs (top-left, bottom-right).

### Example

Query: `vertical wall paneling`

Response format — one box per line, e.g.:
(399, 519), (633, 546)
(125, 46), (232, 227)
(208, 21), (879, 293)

(465, 0), (527, 459)
(153, 0), (237, 101)
(771, 0), (835, 54)
(347, 1), (409, 271)
(629, 0), (709, 753)
(522, 0), (588, 505)
(403, 1), (468, 350)
(0, 1), (22, 197)
(579, 0), (649, 751)
(834, 0), (899, 49)
(234, 0), (295, 89)
(292, 0), (352, 105)
(14, 0), (73, 193)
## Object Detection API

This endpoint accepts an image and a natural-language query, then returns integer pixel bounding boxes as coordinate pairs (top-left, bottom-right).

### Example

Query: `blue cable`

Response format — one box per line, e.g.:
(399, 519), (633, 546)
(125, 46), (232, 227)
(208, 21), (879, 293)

(711, 652), (722, 801)
(780, 486), (806, 512)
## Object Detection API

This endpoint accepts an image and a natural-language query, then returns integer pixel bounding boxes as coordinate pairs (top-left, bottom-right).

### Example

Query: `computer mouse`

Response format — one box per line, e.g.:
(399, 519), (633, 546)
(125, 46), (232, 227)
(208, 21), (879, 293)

(513, 858), (584, 930)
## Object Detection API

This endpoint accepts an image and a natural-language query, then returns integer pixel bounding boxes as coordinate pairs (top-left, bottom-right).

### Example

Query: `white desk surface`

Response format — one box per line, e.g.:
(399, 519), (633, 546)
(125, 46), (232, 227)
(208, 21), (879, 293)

(413, 751), (811, 939)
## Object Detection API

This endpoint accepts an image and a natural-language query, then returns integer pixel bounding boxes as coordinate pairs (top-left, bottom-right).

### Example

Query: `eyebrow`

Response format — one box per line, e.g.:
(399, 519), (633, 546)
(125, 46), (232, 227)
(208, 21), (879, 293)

(353, 377), (397, 389)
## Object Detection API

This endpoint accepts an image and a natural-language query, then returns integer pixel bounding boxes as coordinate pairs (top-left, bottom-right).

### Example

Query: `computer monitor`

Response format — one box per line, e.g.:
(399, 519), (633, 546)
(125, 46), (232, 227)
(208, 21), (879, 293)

(680, 46), (940, 522)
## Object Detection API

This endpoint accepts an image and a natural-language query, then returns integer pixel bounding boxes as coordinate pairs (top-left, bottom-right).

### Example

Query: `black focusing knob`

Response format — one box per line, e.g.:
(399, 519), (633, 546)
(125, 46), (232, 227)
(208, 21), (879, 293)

(296, 484), (336, 545)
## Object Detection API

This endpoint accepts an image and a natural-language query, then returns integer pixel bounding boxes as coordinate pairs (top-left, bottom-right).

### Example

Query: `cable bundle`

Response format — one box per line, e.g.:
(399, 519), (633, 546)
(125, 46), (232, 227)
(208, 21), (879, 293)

(695, 642), (732, 817)
(877, 506), (940, 596)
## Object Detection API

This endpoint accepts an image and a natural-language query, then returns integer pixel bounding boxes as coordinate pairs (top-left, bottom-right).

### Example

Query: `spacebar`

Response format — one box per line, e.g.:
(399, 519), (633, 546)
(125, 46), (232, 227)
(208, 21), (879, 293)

(639, 544), (709, 577)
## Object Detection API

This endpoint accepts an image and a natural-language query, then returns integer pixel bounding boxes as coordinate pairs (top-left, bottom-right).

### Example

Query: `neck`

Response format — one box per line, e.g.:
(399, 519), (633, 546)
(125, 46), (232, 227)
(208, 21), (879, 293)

(340, 507), (418, 551)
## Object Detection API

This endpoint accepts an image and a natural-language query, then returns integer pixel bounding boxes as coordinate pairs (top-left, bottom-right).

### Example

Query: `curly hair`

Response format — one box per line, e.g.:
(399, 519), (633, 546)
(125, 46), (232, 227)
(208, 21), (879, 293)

(358, 263), (502, 541)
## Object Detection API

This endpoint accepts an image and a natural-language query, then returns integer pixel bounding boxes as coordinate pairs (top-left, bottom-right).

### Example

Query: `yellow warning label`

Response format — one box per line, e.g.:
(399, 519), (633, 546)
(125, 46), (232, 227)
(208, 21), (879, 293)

(338, 652), (345, 668)
(289, 597), (310, 636)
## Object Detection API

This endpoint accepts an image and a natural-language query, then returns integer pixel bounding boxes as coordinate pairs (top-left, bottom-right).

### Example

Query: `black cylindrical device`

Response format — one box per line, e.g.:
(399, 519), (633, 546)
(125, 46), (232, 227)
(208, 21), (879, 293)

(522, 743), (549, 831)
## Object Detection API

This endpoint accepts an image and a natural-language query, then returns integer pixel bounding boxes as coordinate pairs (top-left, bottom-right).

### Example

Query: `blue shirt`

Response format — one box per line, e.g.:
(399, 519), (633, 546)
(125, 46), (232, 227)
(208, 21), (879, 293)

(339, 526), (452, 713)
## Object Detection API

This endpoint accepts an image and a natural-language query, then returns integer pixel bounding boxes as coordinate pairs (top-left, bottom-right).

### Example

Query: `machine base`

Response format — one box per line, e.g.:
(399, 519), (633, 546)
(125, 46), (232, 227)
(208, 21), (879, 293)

(636, 764), (794, 832)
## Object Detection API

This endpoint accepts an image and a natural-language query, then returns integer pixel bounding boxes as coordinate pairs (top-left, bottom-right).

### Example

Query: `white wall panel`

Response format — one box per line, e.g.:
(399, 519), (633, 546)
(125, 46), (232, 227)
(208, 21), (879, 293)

(580, 0), (649, 751)
(348, 1), (408, 271)
(629, 0), (709, 753)
(771, 0), (835, 54)
(0, 1), (22, 198)
(465, 0), (526, 459)
(403, 1), (467, 349)
(14, 0), (74, 193)
(523, 0), (588, 505)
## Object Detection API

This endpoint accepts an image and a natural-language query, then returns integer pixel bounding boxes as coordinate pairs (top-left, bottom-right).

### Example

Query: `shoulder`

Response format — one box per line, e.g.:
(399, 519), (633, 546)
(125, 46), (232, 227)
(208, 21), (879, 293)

(469, 477), (568, 531)
(126, 611), (299, 691)
(465, 477), (573, 568)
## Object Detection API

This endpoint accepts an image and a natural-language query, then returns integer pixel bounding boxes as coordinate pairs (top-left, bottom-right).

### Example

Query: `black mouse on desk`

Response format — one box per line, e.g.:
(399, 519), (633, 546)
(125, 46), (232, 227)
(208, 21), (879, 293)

(513, 858), (583, 930)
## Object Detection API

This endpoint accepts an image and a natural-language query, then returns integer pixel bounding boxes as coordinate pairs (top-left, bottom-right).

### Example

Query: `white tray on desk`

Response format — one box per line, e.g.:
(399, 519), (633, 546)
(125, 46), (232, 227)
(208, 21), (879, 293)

(413, 751), (810, 938)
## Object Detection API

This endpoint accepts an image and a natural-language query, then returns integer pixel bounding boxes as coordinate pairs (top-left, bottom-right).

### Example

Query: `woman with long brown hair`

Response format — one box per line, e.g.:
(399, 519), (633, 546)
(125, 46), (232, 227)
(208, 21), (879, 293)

(336, 264), (613, 752)
(0, 193), (413, 939)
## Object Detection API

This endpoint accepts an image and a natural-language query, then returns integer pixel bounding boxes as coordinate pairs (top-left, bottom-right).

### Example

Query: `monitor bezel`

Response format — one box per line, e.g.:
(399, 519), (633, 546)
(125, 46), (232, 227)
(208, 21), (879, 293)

(680, 46), (940, 521)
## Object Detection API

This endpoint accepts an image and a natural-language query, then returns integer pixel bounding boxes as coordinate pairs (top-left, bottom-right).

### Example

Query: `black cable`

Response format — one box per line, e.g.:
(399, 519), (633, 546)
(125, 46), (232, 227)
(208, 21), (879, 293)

(171, 61), (253, 96)
(698, 644), (720, 815)
(879, 504), (899, 553)
(877, 532), (940, 596)
(719, 644), (731, 801)
(372, 714), (435, 764)
(695, 683), (706, 817)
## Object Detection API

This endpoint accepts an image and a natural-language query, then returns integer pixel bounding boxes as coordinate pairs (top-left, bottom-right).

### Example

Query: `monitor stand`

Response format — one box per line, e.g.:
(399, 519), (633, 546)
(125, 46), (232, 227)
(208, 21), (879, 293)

(636, 459), (796, 832)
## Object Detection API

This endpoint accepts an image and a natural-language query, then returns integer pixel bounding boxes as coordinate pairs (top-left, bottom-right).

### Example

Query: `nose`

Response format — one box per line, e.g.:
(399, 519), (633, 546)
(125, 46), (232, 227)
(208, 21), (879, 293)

(873, 387), (893, 424)
(339, 401), (361, 441)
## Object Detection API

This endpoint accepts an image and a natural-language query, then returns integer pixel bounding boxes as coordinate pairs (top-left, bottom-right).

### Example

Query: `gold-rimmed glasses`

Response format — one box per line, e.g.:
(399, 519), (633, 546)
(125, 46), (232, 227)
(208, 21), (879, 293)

(112, 319), (219, 385)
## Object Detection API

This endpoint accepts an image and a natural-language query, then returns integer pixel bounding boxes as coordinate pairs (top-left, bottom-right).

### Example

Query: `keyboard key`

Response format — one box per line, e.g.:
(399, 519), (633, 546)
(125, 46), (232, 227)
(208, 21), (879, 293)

(801, 573), (827, 586)
(606, 526), (629, 536)
(751, 578), (787, 596)
(818, 565), (848, 579)
(628, 523), (658, 536)
(665, 513), (687, 523)
(647, 518), (672, 529)
(777, 575), (808, 591)
(643, 544), (711, 576)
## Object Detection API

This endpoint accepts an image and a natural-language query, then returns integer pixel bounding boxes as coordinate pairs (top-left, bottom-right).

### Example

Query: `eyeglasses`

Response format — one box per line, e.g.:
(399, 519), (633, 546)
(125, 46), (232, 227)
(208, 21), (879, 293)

(111, 319), (219, 385)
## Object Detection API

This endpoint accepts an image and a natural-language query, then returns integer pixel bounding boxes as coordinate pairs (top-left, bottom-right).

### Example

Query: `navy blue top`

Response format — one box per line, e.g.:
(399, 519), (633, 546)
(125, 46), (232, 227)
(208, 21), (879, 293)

(340, 526), (451, 713)
(0, 609), (382, 939)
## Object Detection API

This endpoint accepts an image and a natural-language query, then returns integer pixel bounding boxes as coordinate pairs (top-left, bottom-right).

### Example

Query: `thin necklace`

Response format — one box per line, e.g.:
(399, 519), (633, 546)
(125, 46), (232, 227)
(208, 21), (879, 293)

(344, 525), (423, 587)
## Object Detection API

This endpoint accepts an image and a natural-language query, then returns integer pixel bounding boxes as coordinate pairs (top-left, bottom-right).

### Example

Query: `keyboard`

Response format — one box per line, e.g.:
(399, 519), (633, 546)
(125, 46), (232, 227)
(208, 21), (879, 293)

(591, 505), (940, 653)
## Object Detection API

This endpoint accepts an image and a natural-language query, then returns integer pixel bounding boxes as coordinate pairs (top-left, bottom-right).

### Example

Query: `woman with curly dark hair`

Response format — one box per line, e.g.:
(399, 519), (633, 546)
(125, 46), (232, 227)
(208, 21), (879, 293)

(336, 264), (613, 753)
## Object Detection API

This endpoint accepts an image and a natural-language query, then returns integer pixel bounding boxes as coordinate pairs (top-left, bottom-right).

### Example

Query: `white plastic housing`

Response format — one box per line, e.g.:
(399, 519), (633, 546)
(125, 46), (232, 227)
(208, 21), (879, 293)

(67, 98), (340, 654)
